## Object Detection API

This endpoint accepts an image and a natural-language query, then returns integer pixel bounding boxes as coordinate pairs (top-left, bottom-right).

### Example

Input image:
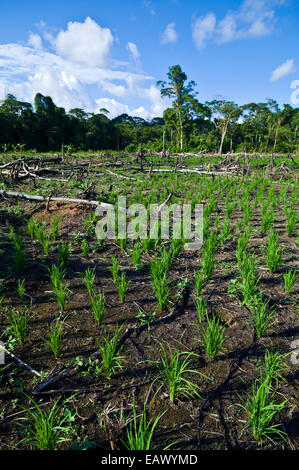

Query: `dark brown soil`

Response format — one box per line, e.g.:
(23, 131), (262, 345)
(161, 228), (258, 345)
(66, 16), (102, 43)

(0, 177), (298, 452)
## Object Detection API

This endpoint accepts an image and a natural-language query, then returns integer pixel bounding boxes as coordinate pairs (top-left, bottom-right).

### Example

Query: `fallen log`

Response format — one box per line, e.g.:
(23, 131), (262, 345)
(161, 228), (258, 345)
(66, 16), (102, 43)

(152, 168), (235, 176)
(0, 189), (126, 212)
(105, 169), (135, 180)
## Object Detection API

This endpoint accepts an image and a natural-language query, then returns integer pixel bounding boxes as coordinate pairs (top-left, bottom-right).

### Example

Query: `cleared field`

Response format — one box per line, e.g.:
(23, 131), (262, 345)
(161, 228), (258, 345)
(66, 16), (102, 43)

(0, 151), (298, 450)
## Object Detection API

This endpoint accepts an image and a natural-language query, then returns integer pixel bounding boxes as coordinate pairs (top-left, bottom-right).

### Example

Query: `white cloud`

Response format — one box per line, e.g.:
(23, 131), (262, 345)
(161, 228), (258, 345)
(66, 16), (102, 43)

(54, 17), (114, 67)
(193, 0), (285, 49)
(270, 59), (296, 82)
(0, 18), (164, 119)
(126, 42), (140, 61)
(217, 0), (280, 43)
(95, 97), (148, 119)
(192, 13), (216, 50)
(144, 0), (156, 16)
(143, 85), (169, 116)
(28, 33), (43, 50)
(95, 84), (168, 120)
(161, 23), (179, 44)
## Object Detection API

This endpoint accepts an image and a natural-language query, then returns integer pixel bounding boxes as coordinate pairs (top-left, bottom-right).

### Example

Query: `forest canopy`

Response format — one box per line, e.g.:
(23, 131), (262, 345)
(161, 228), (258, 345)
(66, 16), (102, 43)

(0, 65), (298, 154)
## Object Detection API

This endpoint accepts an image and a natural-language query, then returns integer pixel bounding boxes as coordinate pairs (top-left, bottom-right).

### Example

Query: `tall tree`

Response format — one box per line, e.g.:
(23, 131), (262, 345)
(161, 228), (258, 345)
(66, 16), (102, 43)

(207, 99), (242, 154)
(156, 65), (200, 151)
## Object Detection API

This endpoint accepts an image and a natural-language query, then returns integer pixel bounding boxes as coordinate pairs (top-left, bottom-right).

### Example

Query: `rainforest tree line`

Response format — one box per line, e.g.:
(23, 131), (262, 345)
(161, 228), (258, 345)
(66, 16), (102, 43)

(0, 65), (298, 154)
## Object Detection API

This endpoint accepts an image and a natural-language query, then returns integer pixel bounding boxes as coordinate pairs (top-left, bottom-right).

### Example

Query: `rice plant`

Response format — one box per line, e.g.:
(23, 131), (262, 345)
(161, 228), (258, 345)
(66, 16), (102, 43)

(171, 238), (182, 258)
(51, 215), (59, 241)
(202, 248), (216, 280)
(285, 207), (298, 237)
(194, 297), (207, 322)
(266, 232), (282, 273)
(81, 238), (90, 257)
(57, 242), (71, 268)
(120, 403), (167, 450)
(243, 202), (252, 225)
(194, 270), (205, 296)
(53, 283), (70, 312)
(27, 218), (40, 239)
(249, 298), (275, 338)
(97, 325), (124, 378)
(142, 237), (155, 254)
(44, 318), (65, 358)
(48, 263), (66, 290)
(151, 271), (170, 310)
(160, 246), (172, 272)
(261, 206), (274, 234)
(17, 395), (73, 450)
(118, 236), (127, 251)
(17, 279), (25, 304)
(258, 349), (290, 386)
(110, 256), (120, 285)
(283, 269), (296, 293)
(200, 314), (226, 360)
(116, 272), (130, 303)
(150, 257), (164, 282)
(83, 267), (96, 297)
(219, 218), (231, 242)
(150, 340), (204, 403)
(36, 225), (50, 256)
(5, 307), (29, 344)
(90, 289), (106, 325)
(236, 377), (288, 445)
(131, 242), (143, 269)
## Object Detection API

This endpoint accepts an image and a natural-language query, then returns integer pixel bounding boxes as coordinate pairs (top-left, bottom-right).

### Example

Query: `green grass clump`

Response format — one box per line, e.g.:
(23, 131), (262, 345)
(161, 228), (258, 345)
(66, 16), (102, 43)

(151, 271), (170, 311)
(36, 225), (50, 256)
(283, 269), (296, 293)
(44, 318), (65, 358)
(5, 307), (29, 344)
(121, 403), (168, 450)
(17, 395), (73, 450)
(249, 298), (275, 338)
(97, 325), (124, 378)
(200, 314), (226, 360)
(150, 340), (205, 403)
(266, 232), (282, 273)
(236, 377), (288, 445)
(57, 242), (71, 268)
(83, 267), (96, 297)
(194, 297), (207, 322)
(90, 289), (106, 325)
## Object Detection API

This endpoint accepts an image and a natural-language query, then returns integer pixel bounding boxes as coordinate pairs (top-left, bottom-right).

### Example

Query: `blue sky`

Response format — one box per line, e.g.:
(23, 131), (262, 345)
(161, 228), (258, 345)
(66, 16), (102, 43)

(0, 0), (298, 119)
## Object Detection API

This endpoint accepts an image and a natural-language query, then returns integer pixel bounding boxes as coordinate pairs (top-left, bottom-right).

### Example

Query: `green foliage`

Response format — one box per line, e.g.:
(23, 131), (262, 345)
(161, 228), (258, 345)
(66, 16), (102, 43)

(200, 314), (226, 360)
(283, 269), (296, 293)
(57, 242), (71, 268)
(17, 395), (73, 450)
(236, 377), (288, 445)
(194, 297), (207, 322)
(90, 289), (106, 325)
(83, 267), (96, 297)
(150, 340), (204, 403)
(36, 225), (50, 256)
(5, 307), (29, 344)
(44, 318), (65, 358)
(81, 238), (90, 257)
(266, 232), (282, 273)
(249, 298), (275, 338)
(121, 403), (168, 450)
(51, 215), (59, 241)
(96, 324), (124, 378)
